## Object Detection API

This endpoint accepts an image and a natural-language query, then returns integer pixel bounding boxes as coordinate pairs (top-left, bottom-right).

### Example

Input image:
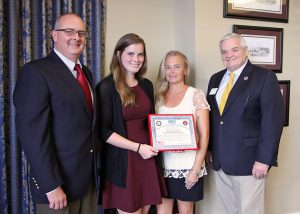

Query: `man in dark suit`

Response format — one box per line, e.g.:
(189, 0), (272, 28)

(14, 13), (99, 213)
(206, 33), (284, 214)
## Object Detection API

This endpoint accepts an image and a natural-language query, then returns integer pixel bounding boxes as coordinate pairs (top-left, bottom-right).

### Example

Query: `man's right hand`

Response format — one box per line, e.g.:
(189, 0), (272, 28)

(205, 151), (213, 168)
(46, 186), (67, 210)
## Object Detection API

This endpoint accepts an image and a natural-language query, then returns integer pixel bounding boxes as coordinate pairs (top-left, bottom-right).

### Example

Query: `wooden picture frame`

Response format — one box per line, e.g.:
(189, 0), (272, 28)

(224, 0), (289, 23)
(279, 80), (290, 127)
(233, 25), (283, 73)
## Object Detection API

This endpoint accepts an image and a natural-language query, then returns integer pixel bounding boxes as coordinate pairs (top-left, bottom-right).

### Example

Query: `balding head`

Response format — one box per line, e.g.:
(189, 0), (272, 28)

(52, 13), (86, 62)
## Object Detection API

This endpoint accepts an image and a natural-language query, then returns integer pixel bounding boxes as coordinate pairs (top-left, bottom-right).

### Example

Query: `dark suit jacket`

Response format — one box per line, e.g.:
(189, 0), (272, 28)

(207, 61), (284, 175)
(96, 74), (155, 188)
(13, 51), (99, 203)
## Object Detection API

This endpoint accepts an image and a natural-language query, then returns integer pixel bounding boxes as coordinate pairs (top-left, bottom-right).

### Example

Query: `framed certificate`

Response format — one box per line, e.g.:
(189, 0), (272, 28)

(224, 0), (289, 23)
(233, 25), (283, 73)
(148, 114), (198, 151)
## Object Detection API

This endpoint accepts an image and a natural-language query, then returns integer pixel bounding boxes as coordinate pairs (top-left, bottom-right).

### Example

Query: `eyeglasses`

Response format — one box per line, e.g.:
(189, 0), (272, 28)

(54, 28), (88, 37)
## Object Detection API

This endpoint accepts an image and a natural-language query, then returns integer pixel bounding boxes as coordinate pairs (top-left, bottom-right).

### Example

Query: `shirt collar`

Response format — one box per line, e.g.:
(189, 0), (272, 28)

(54, 48), (81, 71)
(225, 59), (248, 78)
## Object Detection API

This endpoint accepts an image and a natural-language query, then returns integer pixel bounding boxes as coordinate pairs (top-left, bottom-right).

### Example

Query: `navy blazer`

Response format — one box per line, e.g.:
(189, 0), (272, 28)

(207, 61), (284, 175)
(14, 51), (99, 203)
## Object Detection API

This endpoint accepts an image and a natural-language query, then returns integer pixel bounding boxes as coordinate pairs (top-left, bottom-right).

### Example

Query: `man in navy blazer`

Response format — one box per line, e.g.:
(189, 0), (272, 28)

(14, 13), (99, 213)
(206, 33), (284, 214)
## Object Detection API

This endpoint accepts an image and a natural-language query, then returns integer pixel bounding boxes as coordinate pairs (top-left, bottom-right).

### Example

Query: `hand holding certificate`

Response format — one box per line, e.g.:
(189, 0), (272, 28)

(148, 114), (198, 151)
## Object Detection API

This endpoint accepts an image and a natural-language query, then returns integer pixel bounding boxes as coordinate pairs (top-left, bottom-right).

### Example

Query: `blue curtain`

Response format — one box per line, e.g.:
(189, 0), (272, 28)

(0, 0), (105, 213)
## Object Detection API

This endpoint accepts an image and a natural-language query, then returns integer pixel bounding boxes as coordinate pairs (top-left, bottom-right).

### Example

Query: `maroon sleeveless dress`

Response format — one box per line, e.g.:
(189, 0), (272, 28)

(102, 84), (167, 212)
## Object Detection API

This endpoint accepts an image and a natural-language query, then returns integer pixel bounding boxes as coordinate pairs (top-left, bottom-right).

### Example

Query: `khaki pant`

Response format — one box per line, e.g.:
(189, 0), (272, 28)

(215, 169), (266, 214)
(36, 181), (98, 214)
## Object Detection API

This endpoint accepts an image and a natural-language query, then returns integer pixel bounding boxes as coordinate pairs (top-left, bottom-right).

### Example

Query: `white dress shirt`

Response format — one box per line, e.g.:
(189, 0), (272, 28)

(216, 60), (248, 106)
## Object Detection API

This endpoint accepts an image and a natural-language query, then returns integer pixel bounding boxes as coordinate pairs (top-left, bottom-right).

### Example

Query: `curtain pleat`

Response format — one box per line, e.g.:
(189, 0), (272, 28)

(0, 1), (105, 213)
(90, 0), (105, 84)
(8, 0), (22, 212)
(32, 1), (43, 59)
(0, 0), (8, 213)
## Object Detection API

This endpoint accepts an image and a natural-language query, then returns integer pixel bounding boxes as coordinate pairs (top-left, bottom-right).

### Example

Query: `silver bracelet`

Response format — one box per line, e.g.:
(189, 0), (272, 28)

(190, 168), (200, 176)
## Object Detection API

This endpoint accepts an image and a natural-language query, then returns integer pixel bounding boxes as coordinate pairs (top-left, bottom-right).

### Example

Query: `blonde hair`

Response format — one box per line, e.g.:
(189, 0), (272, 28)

(155, 50), (190, 105)
(110, 33), (147, 106)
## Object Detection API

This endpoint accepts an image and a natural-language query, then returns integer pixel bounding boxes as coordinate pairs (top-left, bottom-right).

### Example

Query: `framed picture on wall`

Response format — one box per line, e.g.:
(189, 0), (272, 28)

(233, 25), (283, 73)
(224, 0), (289, 23)
(279, 80), (290, 127)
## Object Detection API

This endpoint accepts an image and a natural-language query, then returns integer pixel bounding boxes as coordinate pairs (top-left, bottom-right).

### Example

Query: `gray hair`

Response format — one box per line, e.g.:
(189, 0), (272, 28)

(219, 33), (247, 49)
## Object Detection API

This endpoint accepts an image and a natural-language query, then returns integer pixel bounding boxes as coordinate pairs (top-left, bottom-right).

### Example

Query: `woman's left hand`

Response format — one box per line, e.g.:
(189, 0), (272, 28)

(138, 144), (159, 159)
(185, 170), (199, 189)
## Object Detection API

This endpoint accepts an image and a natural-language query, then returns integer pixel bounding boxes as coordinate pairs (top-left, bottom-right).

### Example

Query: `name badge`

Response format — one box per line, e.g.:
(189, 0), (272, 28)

(209, 88), (218, 95)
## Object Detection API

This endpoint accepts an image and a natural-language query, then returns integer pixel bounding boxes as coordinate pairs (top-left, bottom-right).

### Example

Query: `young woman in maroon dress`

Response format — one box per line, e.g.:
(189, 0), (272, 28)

(96, 33), (167, 214)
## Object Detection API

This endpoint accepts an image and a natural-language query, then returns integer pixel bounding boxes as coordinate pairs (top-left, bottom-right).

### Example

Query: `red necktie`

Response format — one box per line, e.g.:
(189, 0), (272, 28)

(74, 64), (93, 113)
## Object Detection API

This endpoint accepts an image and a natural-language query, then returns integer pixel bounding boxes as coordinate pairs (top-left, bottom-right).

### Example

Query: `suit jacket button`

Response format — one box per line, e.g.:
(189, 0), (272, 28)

(90, 149), (93, 153)
(220, 121), (224, 125)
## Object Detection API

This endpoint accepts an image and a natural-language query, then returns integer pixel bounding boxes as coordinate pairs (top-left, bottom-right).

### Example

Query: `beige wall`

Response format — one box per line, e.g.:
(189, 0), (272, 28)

(105, 1), (300, 213)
